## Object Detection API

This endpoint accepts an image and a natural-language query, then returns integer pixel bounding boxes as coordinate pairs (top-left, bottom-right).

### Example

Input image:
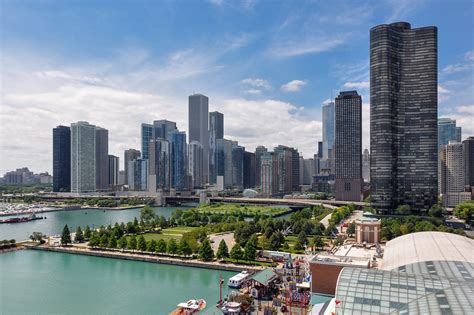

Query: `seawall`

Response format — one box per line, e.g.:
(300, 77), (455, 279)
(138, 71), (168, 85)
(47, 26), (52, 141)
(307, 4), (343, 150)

(29, 246), (262, 272)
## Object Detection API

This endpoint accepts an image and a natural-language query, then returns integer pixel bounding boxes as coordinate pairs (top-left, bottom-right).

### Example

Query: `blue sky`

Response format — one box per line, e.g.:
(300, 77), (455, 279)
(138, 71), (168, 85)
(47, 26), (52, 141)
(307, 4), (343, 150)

(1, 0), (473, 174)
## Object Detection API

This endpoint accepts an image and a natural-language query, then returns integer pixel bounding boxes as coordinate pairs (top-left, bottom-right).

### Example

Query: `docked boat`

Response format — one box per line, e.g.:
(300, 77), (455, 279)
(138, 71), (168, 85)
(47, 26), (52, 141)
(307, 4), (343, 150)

(227, 270), (252, 288)
(170, 299), (206, 314)
(0, 213), (44, 224)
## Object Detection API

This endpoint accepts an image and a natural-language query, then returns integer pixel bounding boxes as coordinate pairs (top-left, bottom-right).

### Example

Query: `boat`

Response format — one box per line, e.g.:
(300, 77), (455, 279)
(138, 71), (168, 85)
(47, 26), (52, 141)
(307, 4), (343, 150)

(0, 213), (45, 224)
(227, 270), (252, 288)
(170, 299), (206, 314)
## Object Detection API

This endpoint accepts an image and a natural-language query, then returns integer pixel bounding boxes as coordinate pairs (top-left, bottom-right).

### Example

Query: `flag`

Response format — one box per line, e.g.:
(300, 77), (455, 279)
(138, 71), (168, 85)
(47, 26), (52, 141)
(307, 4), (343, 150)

(335, 300), (342, 305)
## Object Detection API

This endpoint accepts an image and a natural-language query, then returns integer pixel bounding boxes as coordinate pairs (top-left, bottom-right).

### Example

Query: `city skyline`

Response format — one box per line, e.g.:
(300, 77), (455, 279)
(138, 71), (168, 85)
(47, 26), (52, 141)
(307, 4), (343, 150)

(1, 0), (473, 174)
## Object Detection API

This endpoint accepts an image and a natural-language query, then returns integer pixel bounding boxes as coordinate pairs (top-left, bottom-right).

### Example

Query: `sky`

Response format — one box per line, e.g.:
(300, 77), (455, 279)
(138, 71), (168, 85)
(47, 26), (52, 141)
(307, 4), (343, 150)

(0, 0), (473, 174)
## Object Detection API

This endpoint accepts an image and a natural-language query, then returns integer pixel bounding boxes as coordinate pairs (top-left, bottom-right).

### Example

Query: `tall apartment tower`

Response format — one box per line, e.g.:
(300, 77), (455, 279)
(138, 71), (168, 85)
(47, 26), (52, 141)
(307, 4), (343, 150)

(334, 91), (363, 201)
(370, 22), (438, 213)
(440, 142), (471, 207)
(170, 131), (187, 190)
(322, 102), (335, 162)
(463, 137), (474, 189)
(216, 138), (234, 189)
(209, 111), (224, 185)
(255, 146), (268, 187)
(243, 151), (256, 189)
(71, 121), (96, 193)
(260, 152), (279, 195)
(141, 123), (153, 160)
(52, 125), (71, 192)
(108, 155), (119, 187)
(362, 149), (370, 183)
(149, 139), (170, 191)
(124, 149), (141, 187)
(232, 143), (244, 190)
(188, 141), (204, 188)
(95, 127), (109, 191)
(188, 94), (209, 184)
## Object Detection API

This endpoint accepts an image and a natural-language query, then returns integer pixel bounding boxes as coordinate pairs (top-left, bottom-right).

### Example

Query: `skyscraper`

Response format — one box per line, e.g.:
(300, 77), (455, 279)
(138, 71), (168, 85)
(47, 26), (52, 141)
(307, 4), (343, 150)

(274, 145), (293, 193)
(438, 118), (462, 150)
(124, 149), (141, 187)
(95, 127), (109, 191)
(141, 123), (153, 160)
(170, 131), (187, 190)
(128, 159), (148, 191)
(216, 138), (234, 188)
(260, 152), (279, 195)
(188, 141), (204, 188)
(362, 149), (370, 183)
(188, 94), (209, 183)
(52, 125), (71, 192)
(153, 120), (177, 141)
(463, 137), (474, 189)
(440, 142), (470, 207)
(232, 143), (244, 190)
(370, 22), (438, 213)
(243, 151), (256, 189)
(108, 155), (119, 187)
(335, 91), (363, 202)
(255, 146), (268, 187)
(71, 121), (96, 193)
(322, 102), (335, 162)
(149, 139), (170, 191)
(209, 111), (224, 185)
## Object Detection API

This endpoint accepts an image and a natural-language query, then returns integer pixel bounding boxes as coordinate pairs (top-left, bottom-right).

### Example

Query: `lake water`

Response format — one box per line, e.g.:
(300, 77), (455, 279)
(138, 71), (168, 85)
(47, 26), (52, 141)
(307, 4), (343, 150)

(0, 206), (189, 241)
(0, 250), (234, 314)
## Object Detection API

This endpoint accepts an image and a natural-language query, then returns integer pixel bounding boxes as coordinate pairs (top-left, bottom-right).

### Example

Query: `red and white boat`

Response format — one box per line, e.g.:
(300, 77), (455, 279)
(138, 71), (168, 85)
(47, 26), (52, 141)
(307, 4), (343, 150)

(170, 299), (206, 315)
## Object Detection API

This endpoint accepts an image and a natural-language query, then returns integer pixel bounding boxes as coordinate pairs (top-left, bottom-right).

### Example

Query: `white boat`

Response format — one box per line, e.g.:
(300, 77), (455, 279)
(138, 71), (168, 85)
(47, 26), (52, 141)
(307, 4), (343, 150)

(171, 299), (206, 315)
(227, 270), (251, 288)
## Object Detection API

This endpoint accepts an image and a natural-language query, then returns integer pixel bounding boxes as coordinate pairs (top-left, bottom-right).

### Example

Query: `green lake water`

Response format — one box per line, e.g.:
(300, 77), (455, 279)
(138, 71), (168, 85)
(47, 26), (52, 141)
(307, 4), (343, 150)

(0, 206), (189, 241)
(0, 250), (235, 314)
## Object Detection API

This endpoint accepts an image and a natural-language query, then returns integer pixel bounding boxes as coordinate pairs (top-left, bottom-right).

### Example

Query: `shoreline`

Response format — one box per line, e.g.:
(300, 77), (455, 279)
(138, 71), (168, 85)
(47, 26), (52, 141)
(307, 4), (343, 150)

(0, 205), (146, 217)
(28, 245), (263, 272)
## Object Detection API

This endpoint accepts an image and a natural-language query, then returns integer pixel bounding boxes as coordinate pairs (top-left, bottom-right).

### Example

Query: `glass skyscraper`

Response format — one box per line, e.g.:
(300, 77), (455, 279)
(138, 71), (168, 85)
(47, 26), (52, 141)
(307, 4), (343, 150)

(52, 125), (71, 192)
(322, 101), (335, 161)
(188, 94), (209, 183)
(438, 118), (462, 150)
(170, 131), (187, 190)
(141, 123), (153, 160)
(71, 121), (96, 193)
(370, 22), (438, 213)
(209, 111), (224, 185)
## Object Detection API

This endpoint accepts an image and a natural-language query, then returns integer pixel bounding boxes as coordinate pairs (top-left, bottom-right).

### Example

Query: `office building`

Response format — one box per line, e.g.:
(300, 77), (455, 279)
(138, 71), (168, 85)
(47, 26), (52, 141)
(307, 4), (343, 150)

(128, 159), (148, 191)
(216, 138), (234, 189)
(52, 125), (71, 192)
(440, 142), (471, 207)
(71, 121), (96, 193)
(108, 155), (119, 187)
(124, 149), (141, 187)
(362, 149), (370, 183)
(464, 137), (474, 188)
(188, 141), (204, 188)
(170, 131), (187, 190)
(95, 127), (109, 191)
(243, 151), (256, 189)
(334, 91), (363, 202)
(141, 123), (153, 160)
(322, 101), (335, 165)
(232, 143), (244, 189)
(149, 139), (170, 191)
(255, 146), (268, 187)
(438, 118), (462, 150)
(274, 145), (293, 194)
(209, 111), (224, 185)
(300, 157), (314, 186)
(188, 94), (209, 183)
(118, 170), (125, 185)
(153, 120), (177, 141)
(260, 152), (279, 195)
(370, 22), (438, 213)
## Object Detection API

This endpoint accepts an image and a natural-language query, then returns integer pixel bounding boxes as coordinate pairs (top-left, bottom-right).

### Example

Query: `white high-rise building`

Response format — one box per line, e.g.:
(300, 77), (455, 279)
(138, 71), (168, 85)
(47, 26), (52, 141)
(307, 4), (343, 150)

(71, 121), (96, 193)
(440, 141), (471, 207)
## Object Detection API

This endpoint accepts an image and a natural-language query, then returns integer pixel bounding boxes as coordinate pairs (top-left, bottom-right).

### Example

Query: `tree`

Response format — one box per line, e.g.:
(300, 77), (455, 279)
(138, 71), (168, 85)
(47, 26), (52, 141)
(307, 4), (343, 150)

(428, 204), (445, 217)
(140, 205), (156, 223)
(400, 224), (410, 235)
(216, 240), (229, 260)
(118, 237), (128, 249)
(61, 224), (71, 246)
(395, 204), (411, 215)
(156, 239), (167, 253)
(147, 240), (157, 252)
(198, 238), (214, 261)
(137, 235), (147, 251)
(244, 234), (258, 261)
(128, 236), (137, 250)
(346, 221), (356, 237)
(313, 236), (324, 250)
(294, 231), (307, 250)
(334, 235), (344, 246)
(29, 232), (45, 243)
(75, 226), (84, 243)
(268, 233), (282, 251)
(178, 238), (192, 256)
(84, 225), (91, 240)
(108, 235), (117, 248)
(230, 244), (244, 260)
(100, 234), (109, 248)
(88, 233), (100, 247)
(454, 201), (474, 223)
(167, 238), (178, 254)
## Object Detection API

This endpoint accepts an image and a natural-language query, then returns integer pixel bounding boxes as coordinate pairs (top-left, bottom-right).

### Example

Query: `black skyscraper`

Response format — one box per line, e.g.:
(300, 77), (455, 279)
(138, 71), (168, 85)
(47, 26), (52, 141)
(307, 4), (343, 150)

(53, 125), (71, 192)
(370, 22), (438, 213)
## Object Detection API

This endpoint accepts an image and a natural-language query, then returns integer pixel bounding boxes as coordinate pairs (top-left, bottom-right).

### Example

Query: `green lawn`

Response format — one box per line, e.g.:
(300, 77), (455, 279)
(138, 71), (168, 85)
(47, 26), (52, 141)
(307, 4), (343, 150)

(194, 204), (291, 217)
(125, 226), (198, 243)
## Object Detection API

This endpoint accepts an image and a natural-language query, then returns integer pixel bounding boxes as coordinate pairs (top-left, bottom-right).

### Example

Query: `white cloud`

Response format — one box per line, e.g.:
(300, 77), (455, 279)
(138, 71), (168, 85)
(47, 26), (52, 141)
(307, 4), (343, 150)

(442, 63), (473, 74)
(268, 36), (346, 58)
(281, 80), (307, 92)
(465, 50), (474, 61)
(243, 89), (262, 95)
(438, 84), (450, 94)
(241, 78), (271, 90)
(343, 81), (369, 89)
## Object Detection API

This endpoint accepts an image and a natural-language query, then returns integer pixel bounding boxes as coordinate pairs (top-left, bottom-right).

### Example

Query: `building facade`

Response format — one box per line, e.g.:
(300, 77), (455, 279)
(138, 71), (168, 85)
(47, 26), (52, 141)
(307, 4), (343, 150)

(209, 111), (224, 185)
(108, 155), (119, 187)
(370, 22), (438, 213)
(71, 121), (96, 193)
(260, 152), (279, 195)
(334, 91), (363, 202)
(440, 142), (471, 207)
(362, 149), (370, 183)
(322, 101), (335, 161)
(243, 151), (256, 189)
(255, 146), (268, 188)
(188, 94), (209, 184)
(188, 141), (204, 188)
(128, 159), (148, 191)
(95, 127), (109, 191)
(170, 131), (187, 190)
(53, 125), (71, 192)
(232, 144), (244, 190)
(464, 137), (474, 189)
(141, 123), (153, 160)
(149, 139), (170, 191)
(124, 149), (141, 187)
